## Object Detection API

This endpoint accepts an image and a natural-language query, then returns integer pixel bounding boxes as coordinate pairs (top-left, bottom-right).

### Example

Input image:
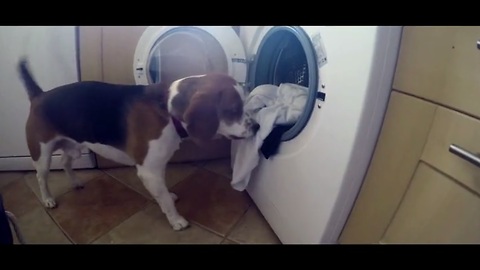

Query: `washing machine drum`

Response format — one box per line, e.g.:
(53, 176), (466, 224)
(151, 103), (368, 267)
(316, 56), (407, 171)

(251, 28), (312, 88)
(144, 28), (230, 84)
(248, 27), (323, 141)
(134, 26), (247, 86)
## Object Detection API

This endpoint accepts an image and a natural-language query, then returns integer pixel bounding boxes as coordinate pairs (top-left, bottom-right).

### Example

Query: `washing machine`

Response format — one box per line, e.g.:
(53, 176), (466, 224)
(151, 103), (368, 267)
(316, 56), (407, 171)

(133, 26), (403, 244)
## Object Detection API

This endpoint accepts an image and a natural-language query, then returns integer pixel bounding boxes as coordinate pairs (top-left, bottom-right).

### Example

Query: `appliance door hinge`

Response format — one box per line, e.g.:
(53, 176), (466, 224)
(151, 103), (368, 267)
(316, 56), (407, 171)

(232, 57), (253, 88)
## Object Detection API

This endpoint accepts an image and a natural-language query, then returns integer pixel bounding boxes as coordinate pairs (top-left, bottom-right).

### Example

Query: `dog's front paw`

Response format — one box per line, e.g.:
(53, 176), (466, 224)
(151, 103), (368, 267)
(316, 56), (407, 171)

(169, 216), (189, 231)
(43, 197), (57, 209)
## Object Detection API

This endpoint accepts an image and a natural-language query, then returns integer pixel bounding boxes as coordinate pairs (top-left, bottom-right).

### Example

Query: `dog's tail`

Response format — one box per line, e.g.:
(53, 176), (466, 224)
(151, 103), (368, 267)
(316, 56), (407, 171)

(17, 57), (43, 101)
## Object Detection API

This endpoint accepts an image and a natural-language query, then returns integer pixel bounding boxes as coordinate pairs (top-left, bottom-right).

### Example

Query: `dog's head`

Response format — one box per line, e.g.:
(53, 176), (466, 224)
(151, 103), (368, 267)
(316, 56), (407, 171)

(169, 73), (259, 142)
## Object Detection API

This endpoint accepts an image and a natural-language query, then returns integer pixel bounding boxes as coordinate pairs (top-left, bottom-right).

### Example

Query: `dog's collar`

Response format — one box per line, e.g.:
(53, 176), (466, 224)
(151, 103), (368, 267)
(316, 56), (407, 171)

(171, 116), (189, 139)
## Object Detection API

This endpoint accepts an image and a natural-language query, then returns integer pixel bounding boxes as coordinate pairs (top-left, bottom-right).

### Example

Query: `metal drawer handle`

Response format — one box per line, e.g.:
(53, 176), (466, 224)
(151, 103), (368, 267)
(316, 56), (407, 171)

(449, 144), (480, 168)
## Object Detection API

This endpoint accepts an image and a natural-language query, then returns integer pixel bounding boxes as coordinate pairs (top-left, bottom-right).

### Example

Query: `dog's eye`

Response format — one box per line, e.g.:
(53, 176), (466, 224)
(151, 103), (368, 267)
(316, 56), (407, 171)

(222, 107), (242, 120)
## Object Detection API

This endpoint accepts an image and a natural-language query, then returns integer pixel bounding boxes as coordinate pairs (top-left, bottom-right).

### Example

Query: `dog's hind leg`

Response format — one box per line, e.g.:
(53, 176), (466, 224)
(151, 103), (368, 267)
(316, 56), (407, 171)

(61, 152), (84, 190)
(61, 142), (84, 190)
(32, 141), (56, 208)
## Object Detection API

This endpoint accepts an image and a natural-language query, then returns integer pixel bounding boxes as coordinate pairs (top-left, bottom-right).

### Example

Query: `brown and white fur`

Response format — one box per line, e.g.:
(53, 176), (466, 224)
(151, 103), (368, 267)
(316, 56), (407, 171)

(18, 58), (259, 231)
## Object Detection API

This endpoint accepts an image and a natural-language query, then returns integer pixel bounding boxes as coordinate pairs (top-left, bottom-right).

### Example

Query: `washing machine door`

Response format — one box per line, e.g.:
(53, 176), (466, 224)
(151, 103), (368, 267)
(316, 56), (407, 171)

(133, 26), (247, 86)
(247, 26), (327, 142)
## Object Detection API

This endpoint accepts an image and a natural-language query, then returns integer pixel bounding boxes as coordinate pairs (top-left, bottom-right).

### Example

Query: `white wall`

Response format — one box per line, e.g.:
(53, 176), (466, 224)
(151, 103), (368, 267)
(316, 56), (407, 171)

(0, 26), (94, 171)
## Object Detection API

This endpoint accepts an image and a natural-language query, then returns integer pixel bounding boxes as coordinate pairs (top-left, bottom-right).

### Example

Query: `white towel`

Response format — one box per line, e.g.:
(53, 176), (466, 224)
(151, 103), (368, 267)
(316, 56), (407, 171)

(230, 83), (309, 191)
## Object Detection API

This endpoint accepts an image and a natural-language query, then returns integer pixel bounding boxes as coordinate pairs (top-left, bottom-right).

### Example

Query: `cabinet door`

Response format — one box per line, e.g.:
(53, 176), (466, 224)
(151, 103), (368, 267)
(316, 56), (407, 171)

(102, 26), (148, 84)
(441, 27), (480, 118)
(394, 26), (480, 118)
(339, 91), (437, 244)
(78, 26), (103, 82)
(422, 107), (480, 195)
(382, 162), (480, 244)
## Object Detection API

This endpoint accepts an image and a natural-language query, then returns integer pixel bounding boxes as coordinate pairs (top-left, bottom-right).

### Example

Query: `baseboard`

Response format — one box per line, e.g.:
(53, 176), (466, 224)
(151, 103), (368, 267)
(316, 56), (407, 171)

(0, 153), (96, 172)
(96, 137), (231, 169)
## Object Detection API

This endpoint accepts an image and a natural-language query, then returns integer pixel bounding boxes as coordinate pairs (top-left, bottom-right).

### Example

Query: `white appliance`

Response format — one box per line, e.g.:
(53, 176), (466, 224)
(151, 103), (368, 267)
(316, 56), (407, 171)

(133, 26), (403, 244)
(0, 26), (95, 171)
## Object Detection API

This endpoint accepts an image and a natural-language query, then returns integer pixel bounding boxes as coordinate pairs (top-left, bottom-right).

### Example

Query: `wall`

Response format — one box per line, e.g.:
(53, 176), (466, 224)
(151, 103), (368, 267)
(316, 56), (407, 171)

(0, 26), (95, 171)
(78, 26), (232, 167)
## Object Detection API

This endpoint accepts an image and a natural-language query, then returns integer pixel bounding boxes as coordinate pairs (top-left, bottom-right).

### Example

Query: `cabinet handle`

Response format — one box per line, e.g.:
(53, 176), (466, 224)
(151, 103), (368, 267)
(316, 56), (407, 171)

(477, 40), (480, 50)
(449, 144), (480, 168)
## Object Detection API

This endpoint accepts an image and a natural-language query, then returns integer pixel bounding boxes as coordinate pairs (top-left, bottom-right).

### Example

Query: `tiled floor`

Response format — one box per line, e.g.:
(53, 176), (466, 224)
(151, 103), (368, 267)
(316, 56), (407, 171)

(0, 159), (281, 244)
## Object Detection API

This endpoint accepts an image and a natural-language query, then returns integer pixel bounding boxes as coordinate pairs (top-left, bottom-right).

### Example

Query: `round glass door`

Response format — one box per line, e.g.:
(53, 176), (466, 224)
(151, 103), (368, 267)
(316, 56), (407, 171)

(146, 27), (229, 84)
(250, 26), (319, 141)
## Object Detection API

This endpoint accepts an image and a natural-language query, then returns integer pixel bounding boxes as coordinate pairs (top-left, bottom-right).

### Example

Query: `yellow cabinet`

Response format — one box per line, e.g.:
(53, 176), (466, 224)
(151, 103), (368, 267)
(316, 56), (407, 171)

(422, 107), (480, 195)
(382, 162), (480, 244)
(394, 26), (480, 118)
(338, 91), (437, 244)
(340, 26), (480, 244)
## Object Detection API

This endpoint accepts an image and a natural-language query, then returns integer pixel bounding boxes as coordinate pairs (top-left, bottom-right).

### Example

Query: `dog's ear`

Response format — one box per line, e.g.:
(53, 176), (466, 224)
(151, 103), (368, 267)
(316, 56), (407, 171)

(183, 91), (220, 141)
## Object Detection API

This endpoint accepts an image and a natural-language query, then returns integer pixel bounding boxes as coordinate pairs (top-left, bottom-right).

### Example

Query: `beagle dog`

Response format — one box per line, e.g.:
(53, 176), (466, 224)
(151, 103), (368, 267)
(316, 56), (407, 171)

(17, 58), (259, 231)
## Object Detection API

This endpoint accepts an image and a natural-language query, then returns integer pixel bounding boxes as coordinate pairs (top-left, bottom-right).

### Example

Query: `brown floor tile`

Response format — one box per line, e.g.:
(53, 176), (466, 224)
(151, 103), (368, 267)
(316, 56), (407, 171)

(47, 174), (148, 244)
(203, 158), (232, 179)
(25, 169), (103, 201)
(221, 239), (238, 244)
(10, 206), (71, 244)
(171, 168), (250, 236)
(0, 172), (25, 190)
(104, 164), (199, 200)
(93, 203), (223, 244)
(227, 205), (281, 244)
(1, 179), (41, 218)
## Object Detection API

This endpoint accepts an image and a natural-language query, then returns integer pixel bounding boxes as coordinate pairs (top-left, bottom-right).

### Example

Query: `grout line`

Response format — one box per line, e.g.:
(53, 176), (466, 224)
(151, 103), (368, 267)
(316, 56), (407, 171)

(101, 169), (155, 202)
(221, 204), (251, 244)
(96, 162), (244, 244)
(188, 220), (226, 239)
(23, 170), (142, 245)
(38, 175), (105, 245)
(201, 158), (233, 177)
(43, 208), (76, 244)
(167, 160), (245, 242)
(101, 165), (198, 199)
(23, 170), (104, 203)
(28, 162), (240, 244)
(223, 238), (241, 244)
(174, 158), (245, 243)
(87, 201), (151, 244)
(167, 167), (201, 190)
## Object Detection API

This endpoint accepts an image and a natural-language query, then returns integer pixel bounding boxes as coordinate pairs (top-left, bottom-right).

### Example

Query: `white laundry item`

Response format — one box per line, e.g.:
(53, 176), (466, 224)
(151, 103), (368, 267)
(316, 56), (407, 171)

(230, 83), (309, 191)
